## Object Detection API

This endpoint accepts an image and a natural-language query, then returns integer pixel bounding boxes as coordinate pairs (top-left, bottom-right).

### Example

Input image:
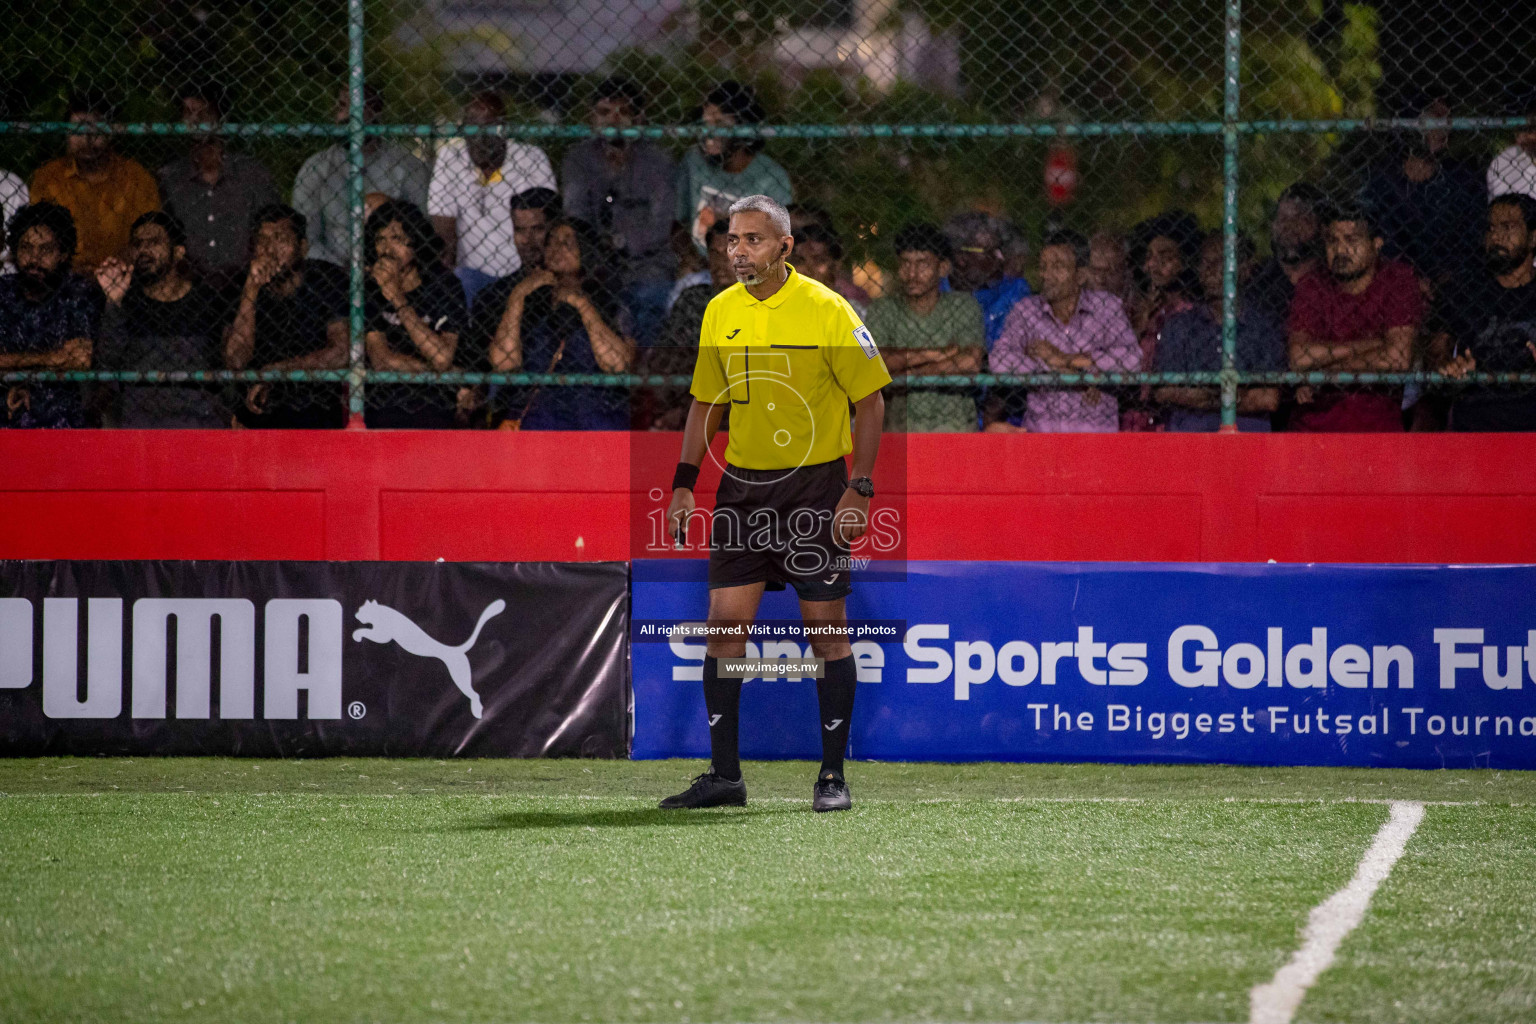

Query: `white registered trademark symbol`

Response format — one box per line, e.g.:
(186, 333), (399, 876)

(347, 701), (366, 720)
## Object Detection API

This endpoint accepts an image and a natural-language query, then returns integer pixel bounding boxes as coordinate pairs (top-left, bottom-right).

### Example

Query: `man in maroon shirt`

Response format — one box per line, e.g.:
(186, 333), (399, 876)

(1287, 204), (1423, 431)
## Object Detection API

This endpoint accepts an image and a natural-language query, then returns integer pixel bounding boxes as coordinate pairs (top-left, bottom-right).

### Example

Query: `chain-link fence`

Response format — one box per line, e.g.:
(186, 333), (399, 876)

(3, 0), (1536, 431)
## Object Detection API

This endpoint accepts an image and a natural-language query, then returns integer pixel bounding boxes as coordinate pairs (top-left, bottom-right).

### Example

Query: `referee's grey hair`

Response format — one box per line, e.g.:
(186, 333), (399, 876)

(727, 194), (792, 238)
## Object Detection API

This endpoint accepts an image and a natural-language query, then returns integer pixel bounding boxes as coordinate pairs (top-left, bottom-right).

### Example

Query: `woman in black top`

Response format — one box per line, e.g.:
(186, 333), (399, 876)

(487, 216), (636, 429)
(363, 200), (467, 428)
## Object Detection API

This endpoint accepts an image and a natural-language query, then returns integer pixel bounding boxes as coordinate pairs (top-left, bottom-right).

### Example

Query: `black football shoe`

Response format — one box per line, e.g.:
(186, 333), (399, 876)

(812, 770), (852, 812)
(659, 769), (747, 809)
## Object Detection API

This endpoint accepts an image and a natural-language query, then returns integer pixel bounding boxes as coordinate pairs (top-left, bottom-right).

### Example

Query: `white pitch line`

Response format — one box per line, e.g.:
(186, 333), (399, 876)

(1248, 800), (1425, 1024)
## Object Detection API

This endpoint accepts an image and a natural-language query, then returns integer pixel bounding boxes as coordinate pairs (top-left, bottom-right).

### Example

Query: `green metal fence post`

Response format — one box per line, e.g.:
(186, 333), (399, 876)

(345, 0), (367, 429)
(1219, 0), (1242, 432)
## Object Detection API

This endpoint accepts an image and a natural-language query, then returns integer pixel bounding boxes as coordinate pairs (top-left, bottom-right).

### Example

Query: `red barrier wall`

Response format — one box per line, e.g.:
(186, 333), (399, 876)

(3, 431), (1535, 563)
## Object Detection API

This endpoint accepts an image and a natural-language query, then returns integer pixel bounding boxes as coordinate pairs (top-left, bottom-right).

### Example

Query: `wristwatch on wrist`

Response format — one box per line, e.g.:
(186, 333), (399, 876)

(849, 476), (874, 498)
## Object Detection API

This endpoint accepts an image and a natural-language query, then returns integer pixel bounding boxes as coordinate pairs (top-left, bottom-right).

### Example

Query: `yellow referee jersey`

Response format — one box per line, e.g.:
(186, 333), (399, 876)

(690, 265), (892, 471)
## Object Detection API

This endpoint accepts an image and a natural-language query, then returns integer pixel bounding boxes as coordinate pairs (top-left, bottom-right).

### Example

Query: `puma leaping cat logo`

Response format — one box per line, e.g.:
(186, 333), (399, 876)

(351, 599), (506, 718)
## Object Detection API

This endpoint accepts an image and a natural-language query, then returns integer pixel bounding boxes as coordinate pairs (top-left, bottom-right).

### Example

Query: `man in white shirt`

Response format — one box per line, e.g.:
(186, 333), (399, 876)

(428, 91), (557, 303)
(292, 84), (430, 268)
(1487, 101), (1536, 201)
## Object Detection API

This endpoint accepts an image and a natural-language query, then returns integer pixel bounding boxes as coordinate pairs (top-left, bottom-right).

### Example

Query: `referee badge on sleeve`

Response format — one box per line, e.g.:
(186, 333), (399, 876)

(853, 325), (878, 359)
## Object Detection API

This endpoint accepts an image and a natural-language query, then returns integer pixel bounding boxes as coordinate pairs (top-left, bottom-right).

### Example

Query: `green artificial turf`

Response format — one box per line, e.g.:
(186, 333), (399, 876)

(1298, 805), (1536, 1024)
(0, 759), (1533, 1024)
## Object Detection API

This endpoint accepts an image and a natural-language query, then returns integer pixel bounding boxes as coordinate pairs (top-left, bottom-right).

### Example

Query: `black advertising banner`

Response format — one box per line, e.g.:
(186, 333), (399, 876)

(0, 561), (629, 757)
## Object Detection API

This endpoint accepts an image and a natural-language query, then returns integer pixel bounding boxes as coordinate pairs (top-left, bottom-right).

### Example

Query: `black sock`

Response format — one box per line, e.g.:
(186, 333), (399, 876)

(816, 655), (857, 777)
(702, 656), (742, 782)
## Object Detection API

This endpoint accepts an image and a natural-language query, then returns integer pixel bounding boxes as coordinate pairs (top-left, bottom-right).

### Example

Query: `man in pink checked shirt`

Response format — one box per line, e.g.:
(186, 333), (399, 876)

(987, 229), (1139, 432)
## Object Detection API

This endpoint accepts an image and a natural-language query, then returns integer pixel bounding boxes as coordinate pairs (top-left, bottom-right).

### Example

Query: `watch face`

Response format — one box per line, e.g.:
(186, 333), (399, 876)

(851, 478), (874, 497)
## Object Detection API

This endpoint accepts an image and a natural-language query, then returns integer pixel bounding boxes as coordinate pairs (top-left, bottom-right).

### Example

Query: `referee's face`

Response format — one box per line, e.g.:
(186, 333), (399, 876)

(728, 211), (789, 287)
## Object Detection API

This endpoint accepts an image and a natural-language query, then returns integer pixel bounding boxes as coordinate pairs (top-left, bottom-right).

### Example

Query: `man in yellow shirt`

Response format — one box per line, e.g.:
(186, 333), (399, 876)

(29, 93), (160, 272)
(661, 194), (891, 813)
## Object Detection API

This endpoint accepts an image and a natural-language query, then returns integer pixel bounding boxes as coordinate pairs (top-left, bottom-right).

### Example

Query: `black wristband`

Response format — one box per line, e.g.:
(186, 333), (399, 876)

(672, 462), (700, 492)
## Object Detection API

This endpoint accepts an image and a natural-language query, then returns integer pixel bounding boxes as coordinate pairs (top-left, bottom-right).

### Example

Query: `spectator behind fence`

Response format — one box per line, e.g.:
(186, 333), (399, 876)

(429, 91), (557, 305)
(562, 77), (677, 346)
(1133, 211), (1202, 367)
(1126, 211), (1201, 431)
(941, 211), (1031, 347)
(1437, 195), (1536, 431)
(0, 202), (98, 427)
(660, 221), (734, 350)
(363, 200), (466, 429)
(1003, 229), (1033, 282)
(462, 188), (561, 330)
(793, 223), (870, 316)
(487, 217), (635, 430)
(224, 204), (348, 429)
(0, 171), (27, 261)
(788, 203), (876, 310)
(637, 220), (735, 430)
(158, 83), (280, 285)
(1248, 183), (1325, 329)
(677, 81), (793, 253)
(989, 230), (1138, 433)
(94, 212), (227, 428)
(865, 222), (984, 433)
(292, 85), (430, 268)
(29, 91), (160, 272)
(1152, 232), (1284, 432)
(1287, 204), (1422, 432)
(1087, 231), (1132, 306)
(1487, 99), (1536, 201)
(1360, 98), (1483, 293)
(509, 187), (562, 272)
(460, 187), (564, 425)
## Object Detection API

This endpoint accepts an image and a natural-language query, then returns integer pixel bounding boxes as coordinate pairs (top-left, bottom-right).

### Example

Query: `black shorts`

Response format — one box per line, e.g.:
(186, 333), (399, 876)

(708, 458), (852, 601)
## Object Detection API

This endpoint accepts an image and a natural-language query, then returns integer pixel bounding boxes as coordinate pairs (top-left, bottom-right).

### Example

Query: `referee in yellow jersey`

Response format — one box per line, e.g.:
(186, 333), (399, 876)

(661, 195), (891, 813)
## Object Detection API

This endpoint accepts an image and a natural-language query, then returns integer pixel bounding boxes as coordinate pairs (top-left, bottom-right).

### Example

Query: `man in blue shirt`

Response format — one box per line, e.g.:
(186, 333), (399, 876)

(941, 211), (1032, 347)
(941, 211), (1032, 427)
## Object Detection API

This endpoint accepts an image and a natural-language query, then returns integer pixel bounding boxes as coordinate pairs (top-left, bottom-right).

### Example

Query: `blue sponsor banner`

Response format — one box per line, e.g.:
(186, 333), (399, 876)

(631, 560), (1536, 768)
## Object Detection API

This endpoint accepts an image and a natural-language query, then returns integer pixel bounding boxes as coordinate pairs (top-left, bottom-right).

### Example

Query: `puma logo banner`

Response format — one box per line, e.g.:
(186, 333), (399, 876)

(352, 599), (504, 718)
(0, 561), (629, 759)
